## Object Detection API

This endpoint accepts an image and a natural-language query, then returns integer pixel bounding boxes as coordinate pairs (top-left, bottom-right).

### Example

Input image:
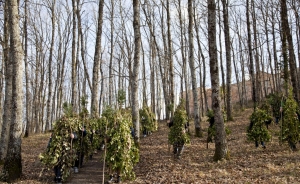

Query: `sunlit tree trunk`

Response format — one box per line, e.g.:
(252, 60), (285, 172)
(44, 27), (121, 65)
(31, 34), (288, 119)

(132, 0), (141, 145)
(208, 0), (228, 161)
(71, 0), (78, 113)
(246, 0), (257, 109)
(3, 0), (24, 180)
(45, 0), (56, 131)
(90, 0), (104, 117)
(221, 0), (232, 121)
(0, 1), (11, 162)
(166, 0), (174, 117)
(281, 0), (299, 102)
(188, 0), (202, 137)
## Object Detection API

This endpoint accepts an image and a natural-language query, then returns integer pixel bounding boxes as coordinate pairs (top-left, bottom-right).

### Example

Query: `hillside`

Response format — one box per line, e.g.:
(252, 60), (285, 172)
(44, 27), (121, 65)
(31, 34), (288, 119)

(1, 108), (300, 183)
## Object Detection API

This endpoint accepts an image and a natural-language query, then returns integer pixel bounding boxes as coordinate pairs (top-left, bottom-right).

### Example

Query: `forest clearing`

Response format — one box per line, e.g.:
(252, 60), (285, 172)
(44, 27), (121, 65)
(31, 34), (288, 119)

(0, 108), (299, 184)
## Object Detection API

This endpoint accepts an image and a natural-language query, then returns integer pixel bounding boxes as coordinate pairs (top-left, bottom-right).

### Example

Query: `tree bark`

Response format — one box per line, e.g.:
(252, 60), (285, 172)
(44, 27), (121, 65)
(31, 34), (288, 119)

(90, 0), (104, 117)
(281, 0), (299, 102)
(132, 0), (141, 145)
(221, 0), (232, 121)
(246, 0), (257, 109)
(3, 0), (24, 180)
(0, 1), (11, 161)
(208, 0), (228, 161)
(188, 0), (202, 137)
(45, 0), (56, 131)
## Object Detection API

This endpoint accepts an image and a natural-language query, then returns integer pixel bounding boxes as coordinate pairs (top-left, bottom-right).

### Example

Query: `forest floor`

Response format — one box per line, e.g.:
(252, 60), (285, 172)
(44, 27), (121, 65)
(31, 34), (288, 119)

(1, 107), (300, 184)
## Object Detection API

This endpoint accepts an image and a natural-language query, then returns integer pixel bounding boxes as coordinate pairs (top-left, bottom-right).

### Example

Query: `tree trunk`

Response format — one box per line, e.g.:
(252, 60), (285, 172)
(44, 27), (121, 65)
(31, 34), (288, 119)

(166, 0), (174, 117)
(90, 0), (104, 117)
(281, 0), (299, 102)
(0, 1), (11, 161)
(218, 1), (226, 111)
(45, 0), (56, 131)
(3, 0), (24, 180)
(132, 0), (141, 145)
(71, 0), (78, 113)
(221, 0), (232, 121)
(208, 0), (228, 161)
(251, 0), (261, 104)
(246, 0), (257, 109)
(188, 0), (202, 137)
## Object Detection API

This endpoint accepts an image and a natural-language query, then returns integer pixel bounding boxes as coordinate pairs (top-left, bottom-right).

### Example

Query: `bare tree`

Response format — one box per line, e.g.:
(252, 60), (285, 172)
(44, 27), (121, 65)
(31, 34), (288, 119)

(71, 0), (78, 113)
(281, 0), (299, 101)
(0, 1), (11, 161)
(45, 0), (56, 131)
(132, 0), (141, 145)
(188, 0), (202, 137)
(3, 0), (24, 180)
(208, 0), (228, 161)
(221, 0), (232, 121)
(90, 0), (104, 117)
(246, 0), (257, 109)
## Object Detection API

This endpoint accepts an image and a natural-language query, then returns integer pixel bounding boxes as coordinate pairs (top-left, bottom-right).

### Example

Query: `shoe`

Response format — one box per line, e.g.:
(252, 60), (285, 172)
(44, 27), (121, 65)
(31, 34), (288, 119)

(117, 175), (121, 183)
(74, 167), (79, 173)
(107, 175), (114, 183)
(262, 145), (266, 149)
(55, 177), (62, 184)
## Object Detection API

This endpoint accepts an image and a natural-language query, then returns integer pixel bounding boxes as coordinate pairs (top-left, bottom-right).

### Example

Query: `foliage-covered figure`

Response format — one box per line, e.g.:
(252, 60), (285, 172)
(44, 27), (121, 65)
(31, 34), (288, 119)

(206, 109), (231, 149)
(259, 102), (273, 129)
(280, 89), (300, 151)
(247, 109), (272, 149)
(266, 92), (283, 124)
(140, 106), (157, 137)
(103, 108), (139, 183)
(168, 101), (190, 159)
(206, 109), (215, 148)
(39, 116), (81, 183)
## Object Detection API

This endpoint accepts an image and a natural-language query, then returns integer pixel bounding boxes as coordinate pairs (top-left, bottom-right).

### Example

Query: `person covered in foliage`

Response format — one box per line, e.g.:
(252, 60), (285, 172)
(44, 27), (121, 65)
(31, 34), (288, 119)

(168, 101), (190, 159)
(279, 90), (300, 151)
(247, 109), (272, 149)
(266, 92), (283, 125)
(73, 126), (87, 172)
(104, 110), (139, 183)
(140, 107), (157, 137)
(40, 116), (81, 184)
(46, 132), (75, 184)
(206, 110), (215, 147)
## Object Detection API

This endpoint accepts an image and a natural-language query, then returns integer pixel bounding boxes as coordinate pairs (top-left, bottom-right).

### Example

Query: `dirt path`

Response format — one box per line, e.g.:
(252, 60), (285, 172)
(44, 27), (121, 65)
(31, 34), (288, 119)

(65, 151), (106, 184)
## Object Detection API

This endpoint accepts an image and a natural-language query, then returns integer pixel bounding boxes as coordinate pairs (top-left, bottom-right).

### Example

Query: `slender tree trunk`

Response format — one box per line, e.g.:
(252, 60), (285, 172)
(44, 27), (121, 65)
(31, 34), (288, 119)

(280, 1), (290, 95)
(218, 2), (226, 111)
(71, 0), (78, 113)
(45, 0), (56, 131)
(166, 0), (174, 117)
(246, 0), (257, 109)
(194, 10), (208, 113)
(90, 0), (104, 117)
(281, 0), (299, 102)
(221, 0), (232, 121)
(23, 0), (30, 137)
(132, 0), (141, 145)
(109, 1), (115, 106)
(3, 0), (24, 180)
(176, 0), (190, 117)
(188, 0), (202, 137)
(251, 0), (261, 104)
(0, 1), (11, 161)
(208, 0), (228, 161)
(270, 7), (280, 92)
